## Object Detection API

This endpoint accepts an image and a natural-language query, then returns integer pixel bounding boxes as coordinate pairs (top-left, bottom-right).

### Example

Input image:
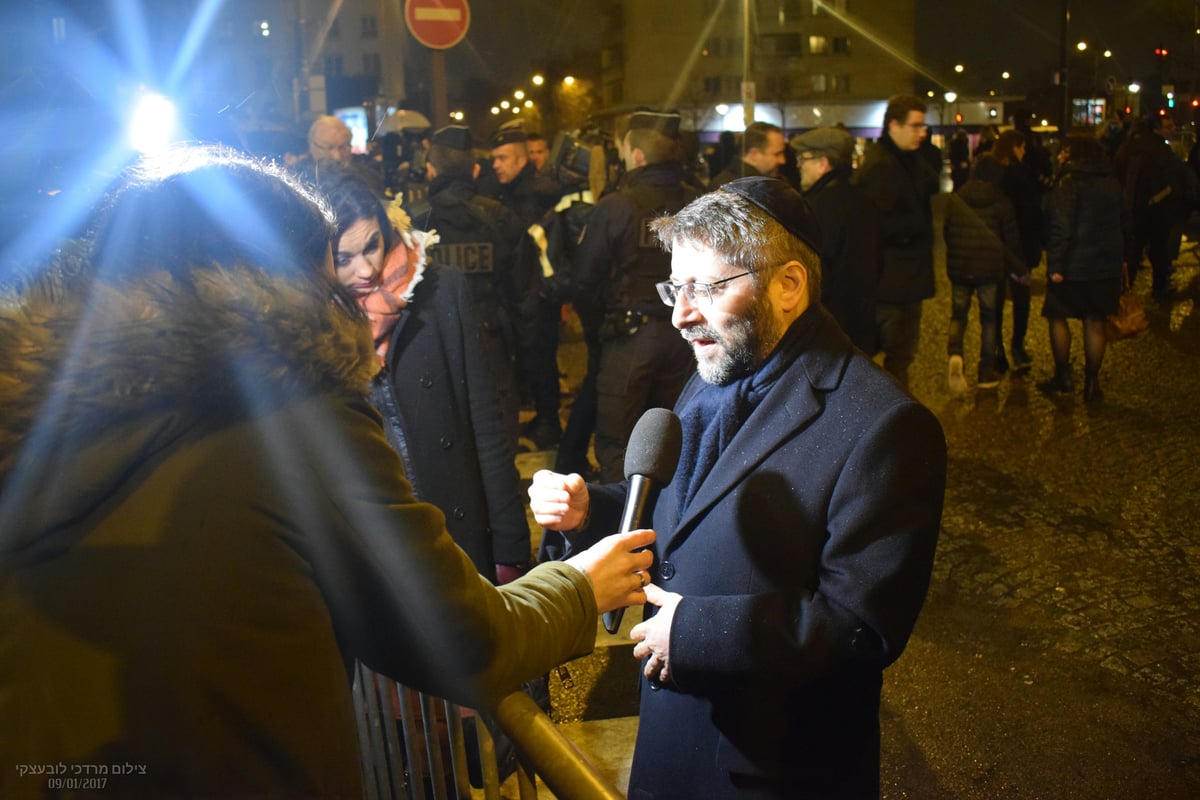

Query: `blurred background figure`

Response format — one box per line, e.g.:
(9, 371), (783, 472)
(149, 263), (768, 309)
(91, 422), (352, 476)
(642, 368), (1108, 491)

(709, 121), (787, 187)
(1039, 134), (1130, 402)
(793, 126), (881, 354)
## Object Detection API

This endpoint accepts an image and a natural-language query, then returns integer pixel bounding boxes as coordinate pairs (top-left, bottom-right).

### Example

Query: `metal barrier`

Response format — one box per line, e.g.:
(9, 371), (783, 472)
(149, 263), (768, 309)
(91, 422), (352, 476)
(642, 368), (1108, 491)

(352, 662), (624, 800)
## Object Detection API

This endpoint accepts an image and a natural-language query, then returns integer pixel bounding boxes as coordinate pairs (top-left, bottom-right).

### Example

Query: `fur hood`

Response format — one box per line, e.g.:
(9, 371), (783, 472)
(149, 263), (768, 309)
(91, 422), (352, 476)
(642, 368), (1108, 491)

(0, 254), (378, 539)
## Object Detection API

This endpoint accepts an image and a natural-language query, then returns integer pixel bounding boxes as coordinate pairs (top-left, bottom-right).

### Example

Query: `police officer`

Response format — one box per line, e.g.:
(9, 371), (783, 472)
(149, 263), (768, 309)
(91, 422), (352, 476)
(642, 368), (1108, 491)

(410, 124), (529, 448)
(479, 121), (566, 451)
(571, 108), (699, 482)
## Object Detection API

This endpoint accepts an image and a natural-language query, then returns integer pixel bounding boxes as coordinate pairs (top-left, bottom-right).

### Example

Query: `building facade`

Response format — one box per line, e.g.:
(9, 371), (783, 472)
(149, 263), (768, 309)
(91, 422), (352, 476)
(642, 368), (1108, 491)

(598, 0), (917, 133)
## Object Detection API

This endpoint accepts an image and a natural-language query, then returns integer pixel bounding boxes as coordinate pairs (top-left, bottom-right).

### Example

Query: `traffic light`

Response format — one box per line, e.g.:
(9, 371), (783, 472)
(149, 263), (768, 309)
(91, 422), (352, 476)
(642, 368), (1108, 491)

(1154, 46), (1169, 57)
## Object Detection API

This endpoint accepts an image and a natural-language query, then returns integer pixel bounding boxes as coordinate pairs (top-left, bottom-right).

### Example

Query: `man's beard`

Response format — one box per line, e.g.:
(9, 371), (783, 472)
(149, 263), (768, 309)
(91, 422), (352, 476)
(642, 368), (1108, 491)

(683, 295), (782, 386)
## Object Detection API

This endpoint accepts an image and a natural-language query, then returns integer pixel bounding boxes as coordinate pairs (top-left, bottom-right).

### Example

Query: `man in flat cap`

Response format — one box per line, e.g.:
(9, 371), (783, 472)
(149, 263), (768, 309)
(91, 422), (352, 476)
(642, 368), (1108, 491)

(710, 120), (787, 188)
(793, 126), (882, 352)
(530, 177), (946, 799)
(567, 108), (701, 482)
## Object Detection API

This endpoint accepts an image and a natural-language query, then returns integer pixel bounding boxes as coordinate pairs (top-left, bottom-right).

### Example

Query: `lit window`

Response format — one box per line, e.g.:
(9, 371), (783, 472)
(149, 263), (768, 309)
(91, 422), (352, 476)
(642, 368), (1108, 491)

(809, 35), (828, 55)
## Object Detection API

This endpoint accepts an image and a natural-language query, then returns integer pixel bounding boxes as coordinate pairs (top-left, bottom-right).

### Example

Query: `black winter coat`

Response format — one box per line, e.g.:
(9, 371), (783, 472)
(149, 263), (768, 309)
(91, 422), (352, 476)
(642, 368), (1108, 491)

(573, 162), (700, 314)
(566, 307), (946, 799)
(855, 134), (940, 304)
(804, 164), (881, 352)
(1001, 160), (1046, 269)
(1043, 160), (1129, 282)
(371, 264), (531, 574)
(943, 178), (1024, 284)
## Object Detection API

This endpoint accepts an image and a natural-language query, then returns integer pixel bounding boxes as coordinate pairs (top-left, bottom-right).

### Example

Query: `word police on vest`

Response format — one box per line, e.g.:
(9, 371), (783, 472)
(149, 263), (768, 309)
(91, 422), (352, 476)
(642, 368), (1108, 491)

(431, 242), (495, 273)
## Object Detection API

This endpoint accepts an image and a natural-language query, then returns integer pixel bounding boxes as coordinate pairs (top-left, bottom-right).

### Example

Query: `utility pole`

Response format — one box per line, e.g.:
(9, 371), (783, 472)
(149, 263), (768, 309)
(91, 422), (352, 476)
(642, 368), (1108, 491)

(1059, 0), (1071, 133)
(742, 0), (754, 128)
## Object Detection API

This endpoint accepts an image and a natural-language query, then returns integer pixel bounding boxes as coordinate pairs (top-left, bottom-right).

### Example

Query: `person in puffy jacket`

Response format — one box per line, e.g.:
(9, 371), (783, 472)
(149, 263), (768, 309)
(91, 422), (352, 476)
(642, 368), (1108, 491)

(942, 153), (1025, 394)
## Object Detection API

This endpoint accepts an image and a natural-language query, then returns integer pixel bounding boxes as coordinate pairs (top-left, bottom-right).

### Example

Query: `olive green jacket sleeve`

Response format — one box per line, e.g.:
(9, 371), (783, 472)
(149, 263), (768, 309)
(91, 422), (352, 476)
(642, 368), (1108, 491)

(281, 392), (598, 708)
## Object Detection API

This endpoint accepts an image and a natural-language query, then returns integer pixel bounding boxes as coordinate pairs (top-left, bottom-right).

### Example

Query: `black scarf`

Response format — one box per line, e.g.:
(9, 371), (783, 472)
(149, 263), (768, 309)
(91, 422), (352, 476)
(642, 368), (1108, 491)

(674, 308), (816, 511)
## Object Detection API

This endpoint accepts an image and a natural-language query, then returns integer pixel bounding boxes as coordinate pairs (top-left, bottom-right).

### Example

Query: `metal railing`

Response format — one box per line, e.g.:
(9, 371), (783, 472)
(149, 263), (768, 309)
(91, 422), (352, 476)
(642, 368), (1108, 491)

(353, 662), (624, 800)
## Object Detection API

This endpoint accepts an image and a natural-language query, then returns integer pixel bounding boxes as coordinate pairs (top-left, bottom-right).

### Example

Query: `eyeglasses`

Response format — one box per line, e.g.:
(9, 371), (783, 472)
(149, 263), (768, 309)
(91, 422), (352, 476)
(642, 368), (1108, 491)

(312, 141), (352, 155)
(656, 271), (752, 306)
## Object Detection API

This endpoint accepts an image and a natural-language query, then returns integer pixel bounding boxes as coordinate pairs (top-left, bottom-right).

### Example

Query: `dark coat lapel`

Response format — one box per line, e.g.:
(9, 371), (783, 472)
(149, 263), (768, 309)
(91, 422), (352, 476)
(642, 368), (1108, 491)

(663, 306), (852, 552)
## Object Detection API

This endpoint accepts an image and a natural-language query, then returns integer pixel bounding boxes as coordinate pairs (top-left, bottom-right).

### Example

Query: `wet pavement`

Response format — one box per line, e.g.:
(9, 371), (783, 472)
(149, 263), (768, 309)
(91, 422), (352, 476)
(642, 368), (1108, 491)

(523, 227), (1200, 798)
(879, 236), (1200, 798)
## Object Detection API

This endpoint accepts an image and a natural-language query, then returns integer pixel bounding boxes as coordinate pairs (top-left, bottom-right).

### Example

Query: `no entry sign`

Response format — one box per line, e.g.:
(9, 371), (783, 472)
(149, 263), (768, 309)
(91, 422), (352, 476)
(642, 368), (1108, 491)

(405, 0), (471, 50)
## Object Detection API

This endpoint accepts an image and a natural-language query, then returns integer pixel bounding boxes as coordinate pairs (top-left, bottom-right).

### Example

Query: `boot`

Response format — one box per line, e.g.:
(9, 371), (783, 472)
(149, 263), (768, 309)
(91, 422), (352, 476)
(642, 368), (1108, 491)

(1083, 372), (1104, 403)
(1037, 365), (1073, 395)
(993, 347), (1009, 375)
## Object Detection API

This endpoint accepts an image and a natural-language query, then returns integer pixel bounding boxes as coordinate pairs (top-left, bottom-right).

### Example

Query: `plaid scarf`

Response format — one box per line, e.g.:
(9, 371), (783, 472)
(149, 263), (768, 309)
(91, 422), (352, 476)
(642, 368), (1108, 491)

(358, 206), (437, 364)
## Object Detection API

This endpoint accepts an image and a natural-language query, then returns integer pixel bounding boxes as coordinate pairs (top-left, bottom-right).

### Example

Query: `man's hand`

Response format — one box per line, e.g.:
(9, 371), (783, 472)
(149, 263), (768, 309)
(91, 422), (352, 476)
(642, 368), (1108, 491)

(528, 469), (589, 531)
(564, 529), (655, 614)
(631, 583), (683, 684)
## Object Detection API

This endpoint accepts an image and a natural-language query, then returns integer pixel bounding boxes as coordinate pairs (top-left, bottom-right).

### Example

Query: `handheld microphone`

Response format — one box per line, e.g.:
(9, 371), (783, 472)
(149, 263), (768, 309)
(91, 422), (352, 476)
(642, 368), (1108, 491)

(603, 407), (682, 635)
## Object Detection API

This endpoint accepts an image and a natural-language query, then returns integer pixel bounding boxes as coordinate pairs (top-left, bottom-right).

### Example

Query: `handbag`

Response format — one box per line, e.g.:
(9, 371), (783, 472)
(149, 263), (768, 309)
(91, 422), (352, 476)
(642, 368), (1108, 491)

(1104, 263), (1149, 341)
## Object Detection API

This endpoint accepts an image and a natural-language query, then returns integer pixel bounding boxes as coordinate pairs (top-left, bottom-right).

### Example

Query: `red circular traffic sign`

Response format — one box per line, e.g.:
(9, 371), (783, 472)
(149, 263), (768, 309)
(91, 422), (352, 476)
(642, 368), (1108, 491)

(405, 0), (471, 50)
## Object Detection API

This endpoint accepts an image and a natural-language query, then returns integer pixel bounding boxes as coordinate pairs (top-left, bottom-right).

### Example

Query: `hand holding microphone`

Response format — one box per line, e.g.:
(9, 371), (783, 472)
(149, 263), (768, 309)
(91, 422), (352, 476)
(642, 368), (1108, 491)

(529, 408), (681, 632)
(603, 407), (682, 634)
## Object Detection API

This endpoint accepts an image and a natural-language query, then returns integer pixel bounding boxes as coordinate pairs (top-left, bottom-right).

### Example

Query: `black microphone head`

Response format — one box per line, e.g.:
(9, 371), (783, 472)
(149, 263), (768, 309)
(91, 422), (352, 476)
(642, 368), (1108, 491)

(624, 408), (683, 484)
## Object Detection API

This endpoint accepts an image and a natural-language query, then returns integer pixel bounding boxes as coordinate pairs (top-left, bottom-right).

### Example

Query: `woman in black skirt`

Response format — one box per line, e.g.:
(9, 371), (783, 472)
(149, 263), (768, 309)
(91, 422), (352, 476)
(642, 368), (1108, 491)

(1039, 134), (1131, 402)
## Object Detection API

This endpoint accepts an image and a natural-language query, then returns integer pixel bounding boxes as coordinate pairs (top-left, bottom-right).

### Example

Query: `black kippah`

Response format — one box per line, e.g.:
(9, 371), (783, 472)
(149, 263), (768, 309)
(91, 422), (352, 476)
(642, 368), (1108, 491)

(431, 124), (473, 151)
(720, 177), (823, 254)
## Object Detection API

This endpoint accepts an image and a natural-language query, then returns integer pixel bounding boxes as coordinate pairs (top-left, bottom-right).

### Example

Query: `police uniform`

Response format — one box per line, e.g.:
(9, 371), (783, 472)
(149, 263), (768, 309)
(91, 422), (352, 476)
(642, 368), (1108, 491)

(410, 125), (529, 448)
(479, 123), (564, 449)
(572, 109), (700, 482)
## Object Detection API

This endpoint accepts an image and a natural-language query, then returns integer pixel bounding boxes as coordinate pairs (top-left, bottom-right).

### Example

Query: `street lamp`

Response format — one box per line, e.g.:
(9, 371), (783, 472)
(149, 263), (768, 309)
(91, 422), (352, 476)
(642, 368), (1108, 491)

(532, 74), (544, 86)
(954, 64), (964, 73)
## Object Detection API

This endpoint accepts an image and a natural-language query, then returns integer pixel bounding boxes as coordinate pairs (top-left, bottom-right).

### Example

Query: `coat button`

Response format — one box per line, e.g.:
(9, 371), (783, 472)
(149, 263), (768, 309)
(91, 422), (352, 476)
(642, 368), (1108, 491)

(453, 507), (465, 520)
(440, 437), (452, 449)
(659, 561), (676, 580)
(420, 375), (434, 388)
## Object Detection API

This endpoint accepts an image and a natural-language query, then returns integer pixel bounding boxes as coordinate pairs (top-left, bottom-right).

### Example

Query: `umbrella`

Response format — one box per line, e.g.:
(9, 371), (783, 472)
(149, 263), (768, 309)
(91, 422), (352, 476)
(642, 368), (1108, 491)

(375, 109), (432, 136)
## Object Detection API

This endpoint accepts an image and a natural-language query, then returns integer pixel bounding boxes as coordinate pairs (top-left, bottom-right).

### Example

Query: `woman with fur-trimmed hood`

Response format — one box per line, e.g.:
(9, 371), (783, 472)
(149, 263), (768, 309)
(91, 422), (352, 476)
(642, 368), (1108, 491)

(0, 146), (652, 798)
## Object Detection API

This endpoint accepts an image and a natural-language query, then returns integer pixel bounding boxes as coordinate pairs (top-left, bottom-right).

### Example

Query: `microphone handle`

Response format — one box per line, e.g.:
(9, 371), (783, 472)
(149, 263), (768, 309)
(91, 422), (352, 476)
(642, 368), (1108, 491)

(602, 474), (654, 635)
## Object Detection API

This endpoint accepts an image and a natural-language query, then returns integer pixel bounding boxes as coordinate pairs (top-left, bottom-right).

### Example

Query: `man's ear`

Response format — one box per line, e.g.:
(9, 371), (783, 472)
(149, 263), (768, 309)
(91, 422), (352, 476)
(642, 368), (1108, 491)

(632, 147), (648, 168)
(472, 162), (480, 180)
(773, 260), (810, 314)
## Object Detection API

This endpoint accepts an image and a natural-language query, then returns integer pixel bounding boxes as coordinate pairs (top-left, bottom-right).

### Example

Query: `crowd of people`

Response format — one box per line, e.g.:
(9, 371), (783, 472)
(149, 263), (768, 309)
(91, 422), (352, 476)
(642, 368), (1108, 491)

(4, 90), (1193, 799)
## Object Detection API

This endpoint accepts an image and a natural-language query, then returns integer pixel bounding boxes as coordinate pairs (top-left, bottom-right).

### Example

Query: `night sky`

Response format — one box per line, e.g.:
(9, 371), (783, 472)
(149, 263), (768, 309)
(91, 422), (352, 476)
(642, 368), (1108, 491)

(916, 0), (1192, 97)
(450, 0), (1193, 102)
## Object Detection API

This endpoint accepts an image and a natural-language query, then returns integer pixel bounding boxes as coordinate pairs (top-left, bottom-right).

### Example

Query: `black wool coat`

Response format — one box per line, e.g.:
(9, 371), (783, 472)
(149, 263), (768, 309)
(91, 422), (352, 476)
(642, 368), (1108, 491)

(572, 307), (947, 800)
(371, 264), (531, 574)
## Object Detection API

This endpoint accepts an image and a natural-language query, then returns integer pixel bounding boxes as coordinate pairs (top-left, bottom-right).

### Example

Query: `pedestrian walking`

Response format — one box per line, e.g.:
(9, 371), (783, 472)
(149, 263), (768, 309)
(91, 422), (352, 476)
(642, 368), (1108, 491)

(1039, 134), (1131, 402)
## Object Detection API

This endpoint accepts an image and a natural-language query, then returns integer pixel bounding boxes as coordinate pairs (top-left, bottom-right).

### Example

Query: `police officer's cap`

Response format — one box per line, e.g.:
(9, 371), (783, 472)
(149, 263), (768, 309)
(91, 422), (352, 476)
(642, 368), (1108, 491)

(628, 107), (682, 139)
(432, 124), (474, 151)
(720, 177), (823, 254)
(491, 119), (528, 147)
